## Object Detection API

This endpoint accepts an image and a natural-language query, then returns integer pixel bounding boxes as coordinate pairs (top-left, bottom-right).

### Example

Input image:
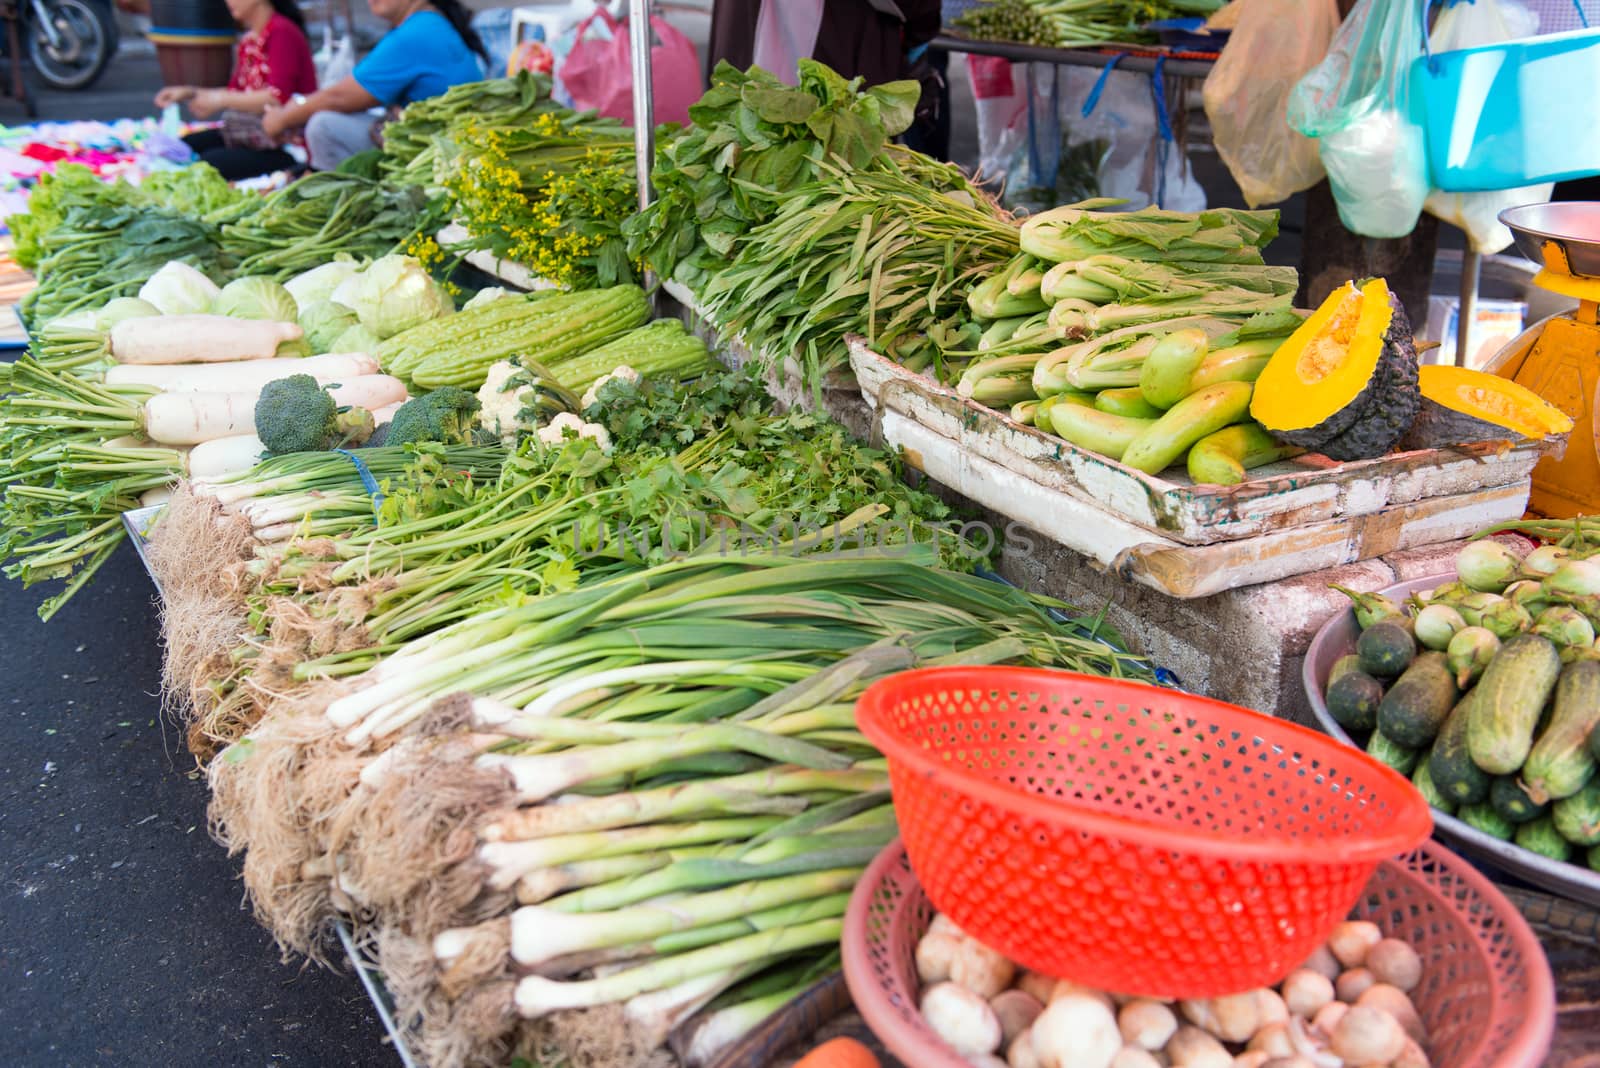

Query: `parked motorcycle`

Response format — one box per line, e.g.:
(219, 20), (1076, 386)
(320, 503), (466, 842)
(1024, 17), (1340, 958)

(23, 0), (118, 90)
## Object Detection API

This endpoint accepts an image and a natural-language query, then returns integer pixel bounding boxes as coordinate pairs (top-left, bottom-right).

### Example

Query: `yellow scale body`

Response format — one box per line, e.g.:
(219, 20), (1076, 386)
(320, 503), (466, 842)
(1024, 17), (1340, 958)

(1487, 243), (1600, 518)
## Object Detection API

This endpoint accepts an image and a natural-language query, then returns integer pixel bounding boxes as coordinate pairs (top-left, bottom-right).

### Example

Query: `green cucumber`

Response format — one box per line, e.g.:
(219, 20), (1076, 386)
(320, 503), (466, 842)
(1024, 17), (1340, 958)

(1377, 652), (1459, 748)
(1328, 654), (1364, 686)
(1467, 634), (1563, 774)
(1325, 671), (1384, 734)
(1514, 815), (1571, 861)
(1120, 381), (1255, 475)
(1137, 328), (1209, 410)
(1094, 387), (1164, 420)
(1183, 341), (1278, 393)
(1489, 776), (1548, 824)
(1459, 801), (1514, 840)
(1429, 692), (1492, 806)
(1366, 729), (1419, 776)
(1412, 758), (1456, 814)
(1522, 659), (1600, 803)
(1357, 620), (1417, 679)
(1047, 401), (1156, 461)
(1552, 779), (1600, 846)
(1185, 423), (1303, 486)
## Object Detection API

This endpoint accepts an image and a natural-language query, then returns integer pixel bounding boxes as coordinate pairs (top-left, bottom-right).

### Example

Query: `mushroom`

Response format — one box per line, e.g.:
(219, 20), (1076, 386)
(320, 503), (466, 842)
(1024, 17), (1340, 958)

(1032, 994), (1122, 1068)
(1335, 967), (1376, 1003)
(990, 990), (1044, 1050)
(1280, 969), (1335, 1017)
(950, 937), (1017, 1000)
(1329, 1005), (1407, 1065)
(1327, 922), (1383, 968)
(1119, 999), (1179, 1051)
(1364, 939), (1422, 993)
(923, 981), (1003, 1057)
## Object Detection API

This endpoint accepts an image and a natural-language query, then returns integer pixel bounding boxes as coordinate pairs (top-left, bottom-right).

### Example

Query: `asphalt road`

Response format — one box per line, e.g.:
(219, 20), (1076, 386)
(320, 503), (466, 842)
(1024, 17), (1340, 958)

(0, 543), (397, 1068)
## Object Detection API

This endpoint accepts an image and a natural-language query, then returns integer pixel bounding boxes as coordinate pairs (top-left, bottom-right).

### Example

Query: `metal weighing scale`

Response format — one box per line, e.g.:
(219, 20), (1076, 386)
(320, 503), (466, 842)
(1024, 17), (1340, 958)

(1490, 203), (1600, 518)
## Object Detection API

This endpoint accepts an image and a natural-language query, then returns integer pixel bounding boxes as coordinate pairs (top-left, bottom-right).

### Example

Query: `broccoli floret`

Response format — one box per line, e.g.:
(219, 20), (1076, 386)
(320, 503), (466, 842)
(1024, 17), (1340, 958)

(384, 386), (481, 447)
(254, 373), (375, 455)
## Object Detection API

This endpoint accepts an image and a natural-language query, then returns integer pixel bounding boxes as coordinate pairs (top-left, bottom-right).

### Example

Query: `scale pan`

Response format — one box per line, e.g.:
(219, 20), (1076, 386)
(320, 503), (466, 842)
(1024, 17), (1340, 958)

(1500, 202), (1600, 278)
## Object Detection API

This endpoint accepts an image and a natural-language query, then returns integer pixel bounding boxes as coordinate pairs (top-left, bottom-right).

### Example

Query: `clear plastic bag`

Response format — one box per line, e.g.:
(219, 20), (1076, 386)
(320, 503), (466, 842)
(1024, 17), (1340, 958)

(1422, 0), (1552, 253)
(313, 25), (355, 88)
(1202, 0), (1340, 207)
(1288, 0), (1429, 238)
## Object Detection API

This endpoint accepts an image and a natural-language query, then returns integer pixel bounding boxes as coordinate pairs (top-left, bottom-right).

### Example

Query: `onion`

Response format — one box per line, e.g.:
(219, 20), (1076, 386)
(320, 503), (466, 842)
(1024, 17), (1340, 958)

(1247, 1023), (1293, 1057)
(1363, 940), (1422, 993)
(1298, 944), (1340, 981)
(1032, 995), (1121, 1068)
(1310, 1000), (1348, 1037)
(1329, 1005), (1406, 1064)
(1327, 921), (1383, 968)
(1335, 967), (1377, 1003)
(922, 981), (1003, 1057)
(991, 990), (1044, 1049)
(1413, 604), (1467, 650)
(1280, 969), (1335, 1017)
(916, 930), (963, 984)
(1355, 983), (1425, 1042)
(1165, 1025), (1232, 1068)
(1456, 540), (1521, 593)
(950, 937), (1017, 999)
(1119, 999), (1179, 1051)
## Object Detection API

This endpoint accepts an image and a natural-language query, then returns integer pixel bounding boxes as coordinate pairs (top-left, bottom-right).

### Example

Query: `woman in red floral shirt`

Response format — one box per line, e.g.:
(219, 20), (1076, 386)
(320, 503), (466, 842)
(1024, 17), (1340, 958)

(154, 0), (318, 179)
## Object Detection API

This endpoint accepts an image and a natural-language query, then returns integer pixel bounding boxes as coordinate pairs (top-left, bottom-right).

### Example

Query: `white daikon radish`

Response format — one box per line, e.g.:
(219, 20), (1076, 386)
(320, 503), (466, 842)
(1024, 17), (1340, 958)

(327, 375), (407, 411)
(106, 352), (378, 392)
(110, 315), (303, 364)
(921, 981), (1002, 1057)
(188, 434), (266, 480)
(139, 486), (174, 507)
(372, 401), (404, 427)
(142, 391), (260, 445)
(1032, 995), (1120, 1068)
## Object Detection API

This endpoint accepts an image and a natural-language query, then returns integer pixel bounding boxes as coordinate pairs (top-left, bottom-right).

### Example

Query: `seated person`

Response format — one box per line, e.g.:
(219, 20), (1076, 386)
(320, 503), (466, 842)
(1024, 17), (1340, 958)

(261, 0), (487, 171)
(154, 0), (317, 180)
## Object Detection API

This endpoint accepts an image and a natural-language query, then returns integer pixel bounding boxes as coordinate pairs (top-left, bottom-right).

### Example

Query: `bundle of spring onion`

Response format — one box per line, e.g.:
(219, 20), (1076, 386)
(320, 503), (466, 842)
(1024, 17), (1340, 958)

(206, 546), (1148, 1066)
(953, 0), (1224, 48)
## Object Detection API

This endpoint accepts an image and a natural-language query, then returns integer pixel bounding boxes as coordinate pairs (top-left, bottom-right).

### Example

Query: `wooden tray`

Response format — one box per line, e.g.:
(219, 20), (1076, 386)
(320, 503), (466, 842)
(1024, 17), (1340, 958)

(851, 338), (1553, 598)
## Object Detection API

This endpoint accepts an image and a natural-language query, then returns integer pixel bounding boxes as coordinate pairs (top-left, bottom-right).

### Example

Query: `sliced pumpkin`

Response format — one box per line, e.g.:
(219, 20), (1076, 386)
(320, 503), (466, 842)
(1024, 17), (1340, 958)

(1250, 278), (1421, 461)
(1399, 365), (1575, 450)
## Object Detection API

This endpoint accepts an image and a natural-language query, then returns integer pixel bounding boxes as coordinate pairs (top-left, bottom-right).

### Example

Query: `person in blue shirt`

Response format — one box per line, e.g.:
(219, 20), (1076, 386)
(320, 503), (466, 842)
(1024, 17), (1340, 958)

(261, 0), (486, 170)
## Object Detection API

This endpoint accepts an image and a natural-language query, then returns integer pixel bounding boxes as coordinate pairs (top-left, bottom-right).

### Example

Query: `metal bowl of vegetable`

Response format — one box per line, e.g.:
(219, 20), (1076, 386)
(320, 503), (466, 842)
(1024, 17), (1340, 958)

(1303, 573), (1600, 909)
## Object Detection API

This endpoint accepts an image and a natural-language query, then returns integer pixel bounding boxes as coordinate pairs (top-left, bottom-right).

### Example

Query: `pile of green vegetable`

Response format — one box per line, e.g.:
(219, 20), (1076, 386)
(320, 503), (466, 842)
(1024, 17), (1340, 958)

(942, 201), (1307, 483)
(11, 163), (254, 326)
(624, 60), (931, 292)
(953, 0), (1225, 48)
(1325, 531), (1600, 873)
(218, 173), (436, 281)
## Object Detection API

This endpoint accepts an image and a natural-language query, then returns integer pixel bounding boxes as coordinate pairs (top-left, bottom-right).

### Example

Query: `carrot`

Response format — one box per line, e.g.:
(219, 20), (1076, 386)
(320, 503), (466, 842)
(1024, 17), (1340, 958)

(106, 352), (379, 392)
(110, 315), (302, 364)
(792, 1037), (879, 1068)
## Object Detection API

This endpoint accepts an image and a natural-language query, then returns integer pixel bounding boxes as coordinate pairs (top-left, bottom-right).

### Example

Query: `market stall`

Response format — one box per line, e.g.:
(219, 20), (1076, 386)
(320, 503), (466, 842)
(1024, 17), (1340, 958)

(1, 0), (1598, 1063)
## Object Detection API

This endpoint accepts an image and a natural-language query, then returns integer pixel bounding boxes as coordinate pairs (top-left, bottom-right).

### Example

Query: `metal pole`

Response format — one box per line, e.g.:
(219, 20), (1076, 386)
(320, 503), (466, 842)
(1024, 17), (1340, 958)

(1457, 249), (1480, 367)
(629, 0), (656, 212)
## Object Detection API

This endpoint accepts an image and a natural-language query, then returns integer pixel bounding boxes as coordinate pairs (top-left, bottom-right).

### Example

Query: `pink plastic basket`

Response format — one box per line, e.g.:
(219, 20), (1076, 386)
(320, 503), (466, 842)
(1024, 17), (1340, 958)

(843, 839), (1556, 1068)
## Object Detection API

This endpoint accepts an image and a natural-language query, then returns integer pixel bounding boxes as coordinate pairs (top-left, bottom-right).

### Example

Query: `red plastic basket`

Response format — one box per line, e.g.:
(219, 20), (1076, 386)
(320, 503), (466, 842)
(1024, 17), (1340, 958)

(854, 667), (1435, 997)
(843, 839), (1555, 1068)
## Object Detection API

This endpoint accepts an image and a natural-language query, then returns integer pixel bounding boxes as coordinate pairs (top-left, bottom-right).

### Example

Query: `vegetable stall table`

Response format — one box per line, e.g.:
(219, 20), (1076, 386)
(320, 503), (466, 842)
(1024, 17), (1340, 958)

(928, 32), (1217, 79)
